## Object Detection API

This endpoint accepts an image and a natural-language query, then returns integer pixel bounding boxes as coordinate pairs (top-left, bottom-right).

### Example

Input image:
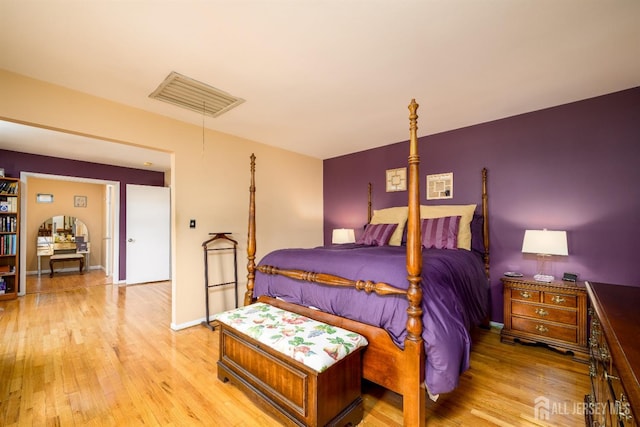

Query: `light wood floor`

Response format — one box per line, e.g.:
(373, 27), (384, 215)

(1, 275), (590, 426)
(25, 269), (114, 294)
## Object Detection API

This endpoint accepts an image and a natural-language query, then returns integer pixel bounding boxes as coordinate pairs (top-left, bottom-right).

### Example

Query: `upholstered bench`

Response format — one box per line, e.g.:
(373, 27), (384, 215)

(215, 302), (368, 426)
(49, 253), (85, 277)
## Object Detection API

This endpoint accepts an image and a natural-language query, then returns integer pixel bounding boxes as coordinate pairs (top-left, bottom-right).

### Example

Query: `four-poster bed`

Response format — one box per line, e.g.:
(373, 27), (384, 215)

(243, 100), (489, 426)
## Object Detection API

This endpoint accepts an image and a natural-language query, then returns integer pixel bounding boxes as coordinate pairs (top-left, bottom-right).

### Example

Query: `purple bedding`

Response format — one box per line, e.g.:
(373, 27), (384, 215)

(254, 244), (489, 395)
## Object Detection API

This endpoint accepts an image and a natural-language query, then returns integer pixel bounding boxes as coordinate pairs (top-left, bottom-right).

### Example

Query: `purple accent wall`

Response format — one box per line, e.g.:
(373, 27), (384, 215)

(0, 149), (165, 281)
(324, 87), (640, 323)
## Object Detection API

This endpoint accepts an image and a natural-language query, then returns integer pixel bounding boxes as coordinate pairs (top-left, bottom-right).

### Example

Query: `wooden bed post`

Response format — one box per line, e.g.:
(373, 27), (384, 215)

(481, 168), (490, 280)
(404, 99), (426, 427)
(367, 182), (372, 223)
(243, 102), (438, 427)
(244, 153), (257, 306)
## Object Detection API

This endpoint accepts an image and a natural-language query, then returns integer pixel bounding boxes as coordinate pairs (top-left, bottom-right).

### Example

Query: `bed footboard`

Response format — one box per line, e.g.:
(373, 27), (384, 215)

(259, 296), (410, 395)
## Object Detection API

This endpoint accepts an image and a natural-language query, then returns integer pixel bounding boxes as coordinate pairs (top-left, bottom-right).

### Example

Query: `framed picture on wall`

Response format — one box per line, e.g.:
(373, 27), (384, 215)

(386, 167), (407, 192)
(426, 172), (453, 200)
(74, 195), (87, 208)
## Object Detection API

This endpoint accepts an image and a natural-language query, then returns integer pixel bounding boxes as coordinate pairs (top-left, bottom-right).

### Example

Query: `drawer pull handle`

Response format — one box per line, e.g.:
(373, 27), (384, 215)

(520, 291), (531, 299)
(604, 371), (619, 382)
(535, 325), (549, 333)
(551, 295), (565, 304)
(535, 308), (548, 317)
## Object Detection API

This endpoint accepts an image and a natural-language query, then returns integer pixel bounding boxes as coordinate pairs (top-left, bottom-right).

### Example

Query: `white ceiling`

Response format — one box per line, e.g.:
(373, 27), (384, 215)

(0, 121), (171, 172)
(1, 0), (639, 171)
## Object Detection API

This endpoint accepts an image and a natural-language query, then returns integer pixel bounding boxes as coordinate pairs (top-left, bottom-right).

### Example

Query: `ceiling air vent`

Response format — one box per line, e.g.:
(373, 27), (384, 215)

(149, 71), (244, 118)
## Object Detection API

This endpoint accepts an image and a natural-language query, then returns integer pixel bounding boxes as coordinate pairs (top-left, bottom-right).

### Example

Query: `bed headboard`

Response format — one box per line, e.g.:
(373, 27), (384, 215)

(366, 168), (490, 279)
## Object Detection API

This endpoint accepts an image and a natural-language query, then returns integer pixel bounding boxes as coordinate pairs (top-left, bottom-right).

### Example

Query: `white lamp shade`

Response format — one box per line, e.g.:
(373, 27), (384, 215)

(522, 229), (568, 256)
(332, 228), (356, 244)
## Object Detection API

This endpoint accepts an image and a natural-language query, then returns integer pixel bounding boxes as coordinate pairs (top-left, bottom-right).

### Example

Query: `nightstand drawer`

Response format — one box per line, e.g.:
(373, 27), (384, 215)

(511, 317), (577, 343)
(511, 288), (540, 302)
(511, 301), (577, 325)
(543, 292), (577, 308)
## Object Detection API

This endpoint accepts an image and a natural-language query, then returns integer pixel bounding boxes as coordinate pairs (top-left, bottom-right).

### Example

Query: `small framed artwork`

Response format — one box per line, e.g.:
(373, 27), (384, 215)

(386, 167), (407, 192)
(36, 193), (54, 203)
(426, 172), (453, 200)
(74, 195), (87, 208)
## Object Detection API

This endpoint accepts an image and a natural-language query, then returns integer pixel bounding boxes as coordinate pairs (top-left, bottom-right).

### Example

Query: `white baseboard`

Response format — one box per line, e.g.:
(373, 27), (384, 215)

(27, 265), (102, 276)
(490, 321), (504, 330)
(171, 317), (207, 331)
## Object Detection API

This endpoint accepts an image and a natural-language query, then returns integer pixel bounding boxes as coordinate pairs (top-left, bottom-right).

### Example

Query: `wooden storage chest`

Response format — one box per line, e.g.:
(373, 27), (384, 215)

(216, 303), (366, 426)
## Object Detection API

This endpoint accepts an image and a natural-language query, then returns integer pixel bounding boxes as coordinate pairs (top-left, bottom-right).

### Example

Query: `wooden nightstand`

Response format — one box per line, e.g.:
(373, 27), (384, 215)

(500, 275), (589, 362)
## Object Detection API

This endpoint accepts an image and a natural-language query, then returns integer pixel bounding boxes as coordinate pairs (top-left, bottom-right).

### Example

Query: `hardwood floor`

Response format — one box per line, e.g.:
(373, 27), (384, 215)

(25, 269), (113, 294)
(1, 278), (590, 426)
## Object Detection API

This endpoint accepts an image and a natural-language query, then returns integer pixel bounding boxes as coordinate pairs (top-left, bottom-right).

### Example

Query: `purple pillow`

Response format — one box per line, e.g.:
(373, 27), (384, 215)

(357, 223), (398, 246)
(471, 213), (485, 255)
(421, 216), (461, 249)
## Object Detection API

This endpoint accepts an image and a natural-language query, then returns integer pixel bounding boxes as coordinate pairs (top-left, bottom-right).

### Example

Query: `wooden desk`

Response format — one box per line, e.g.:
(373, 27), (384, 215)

(37, 242), (90, 277)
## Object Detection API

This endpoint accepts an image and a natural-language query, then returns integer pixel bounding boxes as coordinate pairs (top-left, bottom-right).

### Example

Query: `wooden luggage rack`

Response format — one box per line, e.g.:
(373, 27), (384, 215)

(201, 232), (238, 330)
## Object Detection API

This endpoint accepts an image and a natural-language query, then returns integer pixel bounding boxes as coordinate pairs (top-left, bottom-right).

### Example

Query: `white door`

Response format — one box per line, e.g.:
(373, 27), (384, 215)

(104, 184), (114, 277)
(126, 184), (170, 284)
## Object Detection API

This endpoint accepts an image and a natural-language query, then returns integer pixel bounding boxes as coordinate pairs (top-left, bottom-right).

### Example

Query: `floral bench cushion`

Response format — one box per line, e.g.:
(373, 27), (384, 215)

(215, 302), (368, 373)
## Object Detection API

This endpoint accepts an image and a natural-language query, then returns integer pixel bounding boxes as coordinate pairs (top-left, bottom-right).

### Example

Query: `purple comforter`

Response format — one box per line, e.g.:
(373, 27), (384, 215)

(254, 244), (489, 395)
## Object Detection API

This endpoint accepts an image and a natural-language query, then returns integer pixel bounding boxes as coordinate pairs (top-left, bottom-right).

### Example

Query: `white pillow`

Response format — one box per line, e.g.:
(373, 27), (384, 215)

(370, 206), (408, 246)
(420, 204), (477, 250)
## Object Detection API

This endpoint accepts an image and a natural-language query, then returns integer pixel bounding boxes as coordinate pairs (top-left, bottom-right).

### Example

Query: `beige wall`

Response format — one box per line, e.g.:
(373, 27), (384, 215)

(25, 177), (104, 273)
(0, 69), (323, 329)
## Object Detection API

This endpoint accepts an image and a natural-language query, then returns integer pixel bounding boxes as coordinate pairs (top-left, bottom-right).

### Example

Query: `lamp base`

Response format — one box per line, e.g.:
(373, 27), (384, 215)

(534, 254), (555, 282)
(533, 274), (554, 283)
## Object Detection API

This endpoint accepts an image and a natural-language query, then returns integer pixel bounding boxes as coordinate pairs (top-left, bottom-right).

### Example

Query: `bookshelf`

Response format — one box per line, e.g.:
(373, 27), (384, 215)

(0, 177), (19, 300)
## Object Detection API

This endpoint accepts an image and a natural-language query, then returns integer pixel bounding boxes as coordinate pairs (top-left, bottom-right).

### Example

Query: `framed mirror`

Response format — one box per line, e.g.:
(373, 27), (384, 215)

(35, 216), (91, 277)
(37, 216), (88, 241)
(37, 216), (90, 254)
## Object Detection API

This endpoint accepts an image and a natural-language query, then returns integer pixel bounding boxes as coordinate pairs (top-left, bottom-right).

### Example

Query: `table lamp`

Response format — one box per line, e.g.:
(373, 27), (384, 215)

(521, 229), (568, 282)
(332, 228), (356, 244)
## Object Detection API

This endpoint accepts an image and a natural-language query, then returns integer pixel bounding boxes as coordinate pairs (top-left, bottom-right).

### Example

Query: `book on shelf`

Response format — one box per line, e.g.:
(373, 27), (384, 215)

(0, 181), (18, 194)
(1, 216), (17, 232)
(0, 197), (17, 213)
(0, 234), (17, 255)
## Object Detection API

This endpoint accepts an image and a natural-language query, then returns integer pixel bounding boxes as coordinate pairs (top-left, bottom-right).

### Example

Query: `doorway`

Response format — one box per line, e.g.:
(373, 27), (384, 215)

(19, 172), (120, 295)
